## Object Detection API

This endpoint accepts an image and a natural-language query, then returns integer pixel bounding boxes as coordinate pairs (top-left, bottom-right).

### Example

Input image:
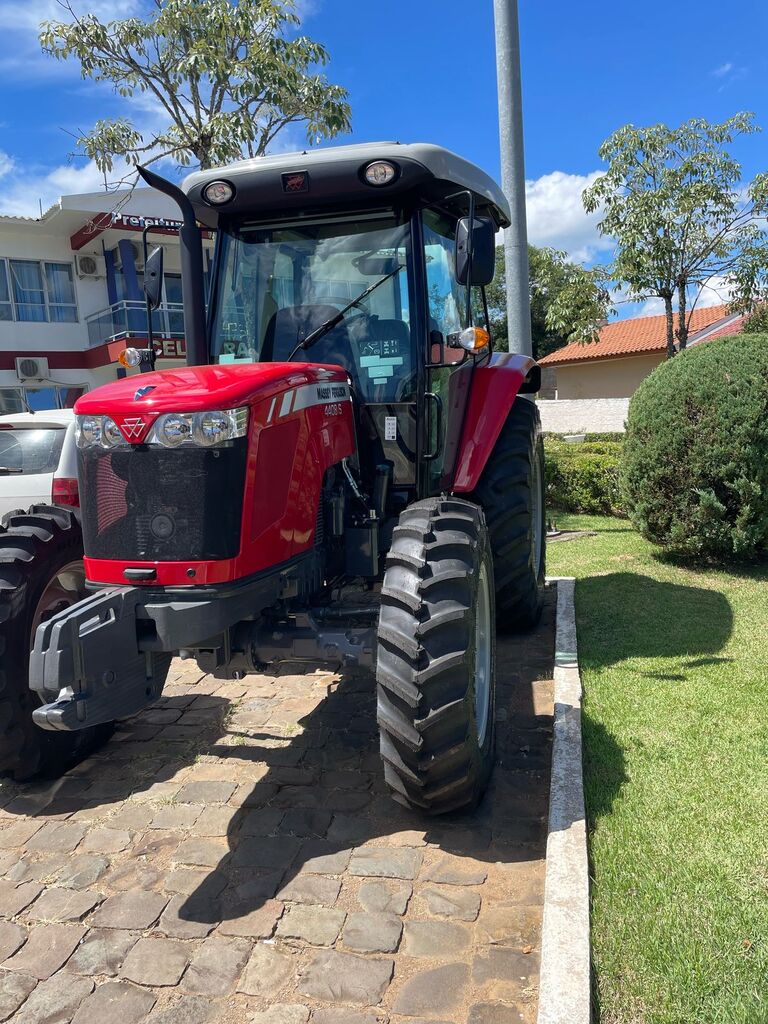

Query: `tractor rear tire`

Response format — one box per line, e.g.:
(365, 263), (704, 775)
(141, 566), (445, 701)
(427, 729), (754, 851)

(0, 506), (113, 781)
(376, 497), (496, 814)
(471, 397), (545, 630)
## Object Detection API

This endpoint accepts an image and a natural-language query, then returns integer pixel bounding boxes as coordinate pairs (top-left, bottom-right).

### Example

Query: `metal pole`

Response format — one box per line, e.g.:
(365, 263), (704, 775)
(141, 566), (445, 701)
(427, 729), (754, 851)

(494, 0), (532, 356)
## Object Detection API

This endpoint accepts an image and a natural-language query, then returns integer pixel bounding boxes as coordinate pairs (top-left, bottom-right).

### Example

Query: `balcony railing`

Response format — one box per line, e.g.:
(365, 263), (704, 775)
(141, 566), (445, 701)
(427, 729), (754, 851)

(85, 301), (187, 348)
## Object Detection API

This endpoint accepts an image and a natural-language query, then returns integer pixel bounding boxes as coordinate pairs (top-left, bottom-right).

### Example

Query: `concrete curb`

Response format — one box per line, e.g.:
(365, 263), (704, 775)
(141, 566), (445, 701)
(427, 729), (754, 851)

(536, 577), (590, 1024)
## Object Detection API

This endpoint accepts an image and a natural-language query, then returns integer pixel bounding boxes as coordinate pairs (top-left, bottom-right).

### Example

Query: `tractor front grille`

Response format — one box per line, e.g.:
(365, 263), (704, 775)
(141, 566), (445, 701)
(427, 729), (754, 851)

(79, 439), (248, 562)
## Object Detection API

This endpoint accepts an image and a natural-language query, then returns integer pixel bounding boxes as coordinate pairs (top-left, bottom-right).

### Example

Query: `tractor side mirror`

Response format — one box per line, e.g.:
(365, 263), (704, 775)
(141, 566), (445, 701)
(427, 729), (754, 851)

(143, 246), (164, 310)
(455, 216), (495, 287)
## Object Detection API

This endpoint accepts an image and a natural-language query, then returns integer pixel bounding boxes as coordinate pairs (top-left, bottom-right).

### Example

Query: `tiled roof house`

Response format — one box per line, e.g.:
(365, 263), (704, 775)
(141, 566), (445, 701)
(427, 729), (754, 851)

(538, 304), (746, 400)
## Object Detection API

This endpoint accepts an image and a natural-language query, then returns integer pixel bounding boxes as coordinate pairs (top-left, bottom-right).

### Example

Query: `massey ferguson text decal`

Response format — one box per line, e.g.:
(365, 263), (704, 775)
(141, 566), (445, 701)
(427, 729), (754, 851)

(266, 382), (351, 424)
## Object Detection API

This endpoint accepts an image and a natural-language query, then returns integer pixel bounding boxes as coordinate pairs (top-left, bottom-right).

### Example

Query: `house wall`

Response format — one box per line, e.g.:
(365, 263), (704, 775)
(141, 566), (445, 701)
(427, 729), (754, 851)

(538, 398), (630, 434)
(553, 353), (664, 399)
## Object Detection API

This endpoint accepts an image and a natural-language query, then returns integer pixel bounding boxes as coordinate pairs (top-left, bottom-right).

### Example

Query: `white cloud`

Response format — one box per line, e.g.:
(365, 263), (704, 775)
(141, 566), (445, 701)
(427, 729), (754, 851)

(709, 59), (748, 92)
(523, 169), (611, 264)
(0, 0), (142, 76)
(635, 296), (666, 318)
(0, 150), (13, 180)
(628, 278), (734, 320)
(0, 157), (140, 217)
(693, 276), (734, 309)
(0, 0), (140, 32)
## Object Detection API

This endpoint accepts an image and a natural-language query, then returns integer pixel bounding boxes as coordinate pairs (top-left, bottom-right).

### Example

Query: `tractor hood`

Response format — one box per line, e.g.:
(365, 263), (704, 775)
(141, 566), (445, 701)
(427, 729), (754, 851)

(75, 362), (349, 418)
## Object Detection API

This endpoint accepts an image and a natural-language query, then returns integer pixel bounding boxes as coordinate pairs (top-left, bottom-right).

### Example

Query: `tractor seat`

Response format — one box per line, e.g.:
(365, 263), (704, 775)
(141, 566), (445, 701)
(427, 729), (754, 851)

(263, 304), (355, 375)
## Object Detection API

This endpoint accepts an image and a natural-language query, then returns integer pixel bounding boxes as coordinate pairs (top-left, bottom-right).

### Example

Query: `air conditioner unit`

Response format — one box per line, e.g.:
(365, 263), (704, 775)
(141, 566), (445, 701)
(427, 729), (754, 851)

(75, 253), (105, 279)
(15, 357), (50, 381)
(112, 241), (143, 272)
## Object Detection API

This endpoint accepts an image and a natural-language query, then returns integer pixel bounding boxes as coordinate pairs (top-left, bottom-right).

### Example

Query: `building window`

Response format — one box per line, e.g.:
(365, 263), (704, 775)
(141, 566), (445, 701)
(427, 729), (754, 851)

(0, 385), (87, 415)
(0, 261), (12, 322)
(3, 259), (78, 323)
(45, 263), (78, 323)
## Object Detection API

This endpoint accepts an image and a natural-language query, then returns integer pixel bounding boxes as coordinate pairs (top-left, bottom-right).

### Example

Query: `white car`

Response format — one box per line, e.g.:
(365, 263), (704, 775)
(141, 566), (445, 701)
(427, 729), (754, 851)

(0, 410), (79, 519)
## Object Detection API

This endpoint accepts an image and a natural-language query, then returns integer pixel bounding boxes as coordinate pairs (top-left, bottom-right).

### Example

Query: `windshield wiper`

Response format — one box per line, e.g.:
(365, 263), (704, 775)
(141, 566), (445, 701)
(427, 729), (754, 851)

(287, 265), (404, 362)
(0, 467), (22, 474)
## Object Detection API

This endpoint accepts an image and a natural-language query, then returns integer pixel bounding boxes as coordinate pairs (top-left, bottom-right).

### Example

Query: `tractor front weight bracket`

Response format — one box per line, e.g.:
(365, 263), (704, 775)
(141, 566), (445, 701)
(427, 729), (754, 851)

(29, 587), (171, 732)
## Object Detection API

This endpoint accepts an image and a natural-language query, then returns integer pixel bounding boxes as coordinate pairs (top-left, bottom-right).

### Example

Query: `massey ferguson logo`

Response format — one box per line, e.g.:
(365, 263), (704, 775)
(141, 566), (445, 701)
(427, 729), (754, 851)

(120, 417), (147, 441)
(281, 170), (309, 194)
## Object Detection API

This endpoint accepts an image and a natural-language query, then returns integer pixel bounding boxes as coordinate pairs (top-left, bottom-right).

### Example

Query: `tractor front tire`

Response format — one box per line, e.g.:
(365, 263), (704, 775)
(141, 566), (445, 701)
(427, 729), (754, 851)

(0, 506), (112, 781)
(472, 397), (545, 630)
(376, 497), (496, 814)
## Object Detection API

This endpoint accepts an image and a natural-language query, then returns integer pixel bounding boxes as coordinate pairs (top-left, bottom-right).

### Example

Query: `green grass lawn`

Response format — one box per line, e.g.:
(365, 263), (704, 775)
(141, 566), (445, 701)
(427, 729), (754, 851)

(546, 515), (768, 1024)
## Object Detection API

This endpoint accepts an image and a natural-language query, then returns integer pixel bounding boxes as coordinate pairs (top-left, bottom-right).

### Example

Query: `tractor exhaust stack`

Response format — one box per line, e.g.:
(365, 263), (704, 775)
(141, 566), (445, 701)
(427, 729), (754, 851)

(137, 165), (208, 367)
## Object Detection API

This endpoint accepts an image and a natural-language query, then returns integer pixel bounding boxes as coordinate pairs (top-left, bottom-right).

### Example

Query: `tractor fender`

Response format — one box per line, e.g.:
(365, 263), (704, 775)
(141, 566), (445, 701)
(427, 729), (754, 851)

(452, 352), (537, 492)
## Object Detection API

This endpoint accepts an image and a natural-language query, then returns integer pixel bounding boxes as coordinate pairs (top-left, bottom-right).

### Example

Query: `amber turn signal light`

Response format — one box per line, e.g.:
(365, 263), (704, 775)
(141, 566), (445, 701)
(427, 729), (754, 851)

(118, 347), (143, 369)
(458, 327), (490, 352)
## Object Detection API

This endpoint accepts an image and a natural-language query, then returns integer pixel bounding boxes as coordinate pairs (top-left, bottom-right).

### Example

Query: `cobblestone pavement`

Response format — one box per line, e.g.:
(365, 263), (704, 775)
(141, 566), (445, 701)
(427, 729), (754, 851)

(0, 590), (555, 1024)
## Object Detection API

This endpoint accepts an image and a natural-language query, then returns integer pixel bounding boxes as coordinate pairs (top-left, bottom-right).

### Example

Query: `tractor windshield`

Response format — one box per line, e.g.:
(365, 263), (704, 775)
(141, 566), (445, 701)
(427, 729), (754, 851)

(210, 214), (415, 402)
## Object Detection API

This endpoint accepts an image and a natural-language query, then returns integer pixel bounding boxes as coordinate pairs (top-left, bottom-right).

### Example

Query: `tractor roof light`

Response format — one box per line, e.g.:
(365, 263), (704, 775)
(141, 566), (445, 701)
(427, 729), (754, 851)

(363, 160), (399, 187)
(202, 180), (235, 205)
(458, 327), (490, 353)
(119, 347), (142, 369)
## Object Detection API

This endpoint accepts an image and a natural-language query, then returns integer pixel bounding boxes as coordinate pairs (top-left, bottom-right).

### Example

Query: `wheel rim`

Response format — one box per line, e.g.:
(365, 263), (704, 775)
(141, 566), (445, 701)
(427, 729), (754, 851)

(531, 449), (544, 574)
(31, 560), (87, 637)
(474, 562), (492, 748)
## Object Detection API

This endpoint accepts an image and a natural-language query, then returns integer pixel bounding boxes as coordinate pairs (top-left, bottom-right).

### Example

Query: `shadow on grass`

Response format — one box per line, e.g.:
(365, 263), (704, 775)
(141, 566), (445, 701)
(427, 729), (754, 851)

(651, 546), (768, 582)
(575, 572), (733, 671)
(582, 712), (627, 827)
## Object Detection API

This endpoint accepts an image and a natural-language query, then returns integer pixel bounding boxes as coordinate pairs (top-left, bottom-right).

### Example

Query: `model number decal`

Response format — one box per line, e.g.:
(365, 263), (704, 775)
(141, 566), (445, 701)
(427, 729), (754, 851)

(267, 382), (351, 423)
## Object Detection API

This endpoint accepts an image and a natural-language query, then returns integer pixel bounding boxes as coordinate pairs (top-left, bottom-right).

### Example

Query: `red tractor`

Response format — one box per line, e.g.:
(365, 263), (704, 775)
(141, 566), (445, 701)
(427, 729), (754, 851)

(4, 144), (544, 814)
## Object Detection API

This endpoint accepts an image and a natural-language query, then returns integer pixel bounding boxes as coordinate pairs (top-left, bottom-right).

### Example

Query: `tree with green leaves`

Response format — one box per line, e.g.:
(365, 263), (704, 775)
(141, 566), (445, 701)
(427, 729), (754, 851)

(486, 244), (612, 359)
(39, 0), (351, 182)
(583, 113), (768, 357)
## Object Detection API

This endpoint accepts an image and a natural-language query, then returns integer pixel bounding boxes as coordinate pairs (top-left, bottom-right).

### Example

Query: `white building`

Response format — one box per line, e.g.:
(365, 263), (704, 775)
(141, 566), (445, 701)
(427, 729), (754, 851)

(0, 187), (215, 414)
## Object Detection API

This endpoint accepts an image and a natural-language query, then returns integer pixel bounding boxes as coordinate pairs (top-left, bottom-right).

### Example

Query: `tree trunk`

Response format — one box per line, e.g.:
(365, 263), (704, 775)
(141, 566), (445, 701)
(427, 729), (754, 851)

(676, 287), (688, 350)
(663, 295), (675, 358)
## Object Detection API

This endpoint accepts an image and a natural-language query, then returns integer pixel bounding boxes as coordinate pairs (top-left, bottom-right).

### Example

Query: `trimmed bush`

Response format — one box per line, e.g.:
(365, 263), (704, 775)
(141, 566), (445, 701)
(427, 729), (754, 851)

(545, 438), (623, 515)
(622, 333), (768, 559)
(584, 431), (625, 443)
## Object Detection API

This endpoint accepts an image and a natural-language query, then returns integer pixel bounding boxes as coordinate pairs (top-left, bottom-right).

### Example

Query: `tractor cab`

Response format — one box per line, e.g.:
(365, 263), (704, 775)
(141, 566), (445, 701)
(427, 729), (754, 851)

(182, 143), (508, 500)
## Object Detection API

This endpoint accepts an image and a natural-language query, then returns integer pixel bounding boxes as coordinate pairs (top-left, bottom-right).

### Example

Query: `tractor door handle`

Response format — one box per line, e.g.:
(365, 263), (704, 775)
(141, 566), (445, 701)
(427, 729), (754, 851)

(423, 392), (443, 462)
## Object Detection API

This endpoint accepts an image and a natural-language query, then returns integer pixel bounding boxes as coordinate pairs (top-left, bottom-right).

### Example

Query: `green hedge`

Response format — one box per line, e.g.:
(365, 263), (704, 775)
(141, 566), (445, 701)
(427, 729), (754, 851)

(545, 438), (624, 515)
(622, 332), (768, 560)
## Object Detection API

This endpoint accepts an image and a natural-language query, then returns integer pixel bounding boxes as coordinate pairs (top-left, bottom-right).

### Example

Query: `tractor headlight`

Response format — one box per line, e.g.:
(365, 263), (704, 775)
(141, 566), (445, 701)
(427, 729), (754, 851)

(202, 179), (235, 205)
(363, 160), (399, 186)
(150, 407), (248, 448)
(102, 417), (126, 447)
(158, 413), (192, 447)
(76, 415), (102, 448)
(193, 411), (231, 446)
(76, 415), (130, 448)
(76, 408), (249, 449)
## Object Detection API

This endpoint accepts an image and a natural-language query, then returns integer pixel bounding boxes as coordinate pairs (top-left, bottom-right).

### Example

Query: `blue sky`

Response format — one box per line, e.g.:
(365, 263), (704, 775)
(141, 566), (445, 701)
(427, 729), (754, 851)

(1, 0), (767, 285)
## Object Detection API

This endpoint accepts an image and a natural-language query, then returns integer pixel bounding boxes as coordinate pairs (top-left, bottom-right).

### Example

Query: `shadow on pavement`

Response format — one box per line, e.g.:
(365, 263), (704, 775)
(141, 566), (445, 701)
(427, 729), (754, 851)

(177, 589), (557, 925)
(0, 590), (558, 932)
